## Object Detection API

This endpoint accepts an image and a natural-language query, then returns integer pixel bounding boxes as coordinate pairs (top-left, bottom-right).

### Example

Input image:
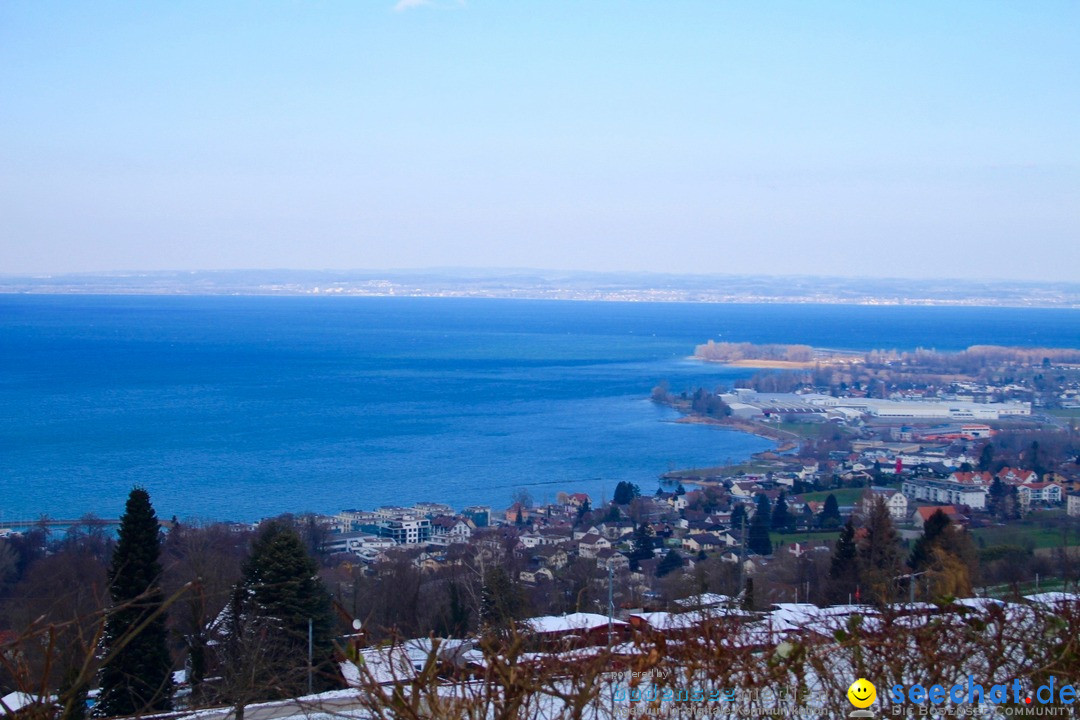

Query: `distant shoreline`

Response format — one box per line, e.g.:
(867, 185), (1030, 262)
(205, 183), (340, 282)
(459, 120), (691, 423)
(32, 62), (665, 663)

(2, 290), (1078, 310)
(2, 269), (1079, 308)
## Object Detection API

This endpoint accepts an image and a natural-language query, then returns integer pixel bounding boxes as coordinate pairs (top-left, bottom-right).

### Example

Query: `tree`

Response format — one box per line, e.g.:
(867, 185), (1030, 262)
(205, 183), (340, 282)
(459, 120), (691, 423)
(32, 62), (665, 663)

(741, 577), (755, 611)
(987, 478), (1021, 522)
(511, 489), (534, 509)
(1029, 441), (1043, 476)
(239, 521), (337, 698)
(747, 494), (773, 556)
(628, 524), (654, 571)
(909, 510), (951, 573)
(909, 510), (977, 600)
(978, 443), (995, 471)
(771, 491), (792, 533)
(650, 380), (670, 402)
(827, 518), (859, 605)
(613, 481), (640, 505)
(819, 494), (841, 529)
(97, 488), (174, 717)
(729, 503), (747, 534)
(480, 566), (525, 630)
(656, 550), (684, 578)
(436, 581), (471, 638)
(857, 498), (904, 605)
(575, 500), (591, 524)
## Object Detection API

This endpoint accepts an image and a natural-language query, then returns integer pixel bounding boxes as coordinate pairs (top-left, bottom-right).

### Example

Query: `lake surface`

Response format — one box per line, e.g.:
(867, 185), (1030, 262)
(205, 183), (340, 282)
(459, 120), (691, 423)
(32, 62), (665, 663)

(2, 296), (1078, 522)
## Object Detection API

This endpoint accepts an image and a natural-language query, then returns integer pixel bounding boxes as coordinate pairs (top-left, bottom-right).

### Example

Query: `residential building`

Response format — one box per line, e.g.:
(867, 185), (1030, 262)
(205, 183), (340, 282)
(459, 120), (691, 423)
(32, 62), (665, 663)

(430, 515), (474, 544)
(902, 476), (987, 510)
(576, 533), (611, 559)
(360, 515), (432, 545)
(1017, 481), (1063, 506)
(859, 487), (909, 521)
(997, 468), (1039, 486)
(462, 505), (491, 527)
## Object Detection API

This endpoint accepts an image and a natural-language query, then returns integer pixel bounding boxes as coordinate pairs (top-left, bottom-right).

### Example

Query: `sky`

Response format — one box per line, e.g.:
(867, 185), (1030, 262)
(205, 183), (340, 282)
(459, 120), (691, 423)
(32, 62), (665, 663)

(1, 1), (1077, 281)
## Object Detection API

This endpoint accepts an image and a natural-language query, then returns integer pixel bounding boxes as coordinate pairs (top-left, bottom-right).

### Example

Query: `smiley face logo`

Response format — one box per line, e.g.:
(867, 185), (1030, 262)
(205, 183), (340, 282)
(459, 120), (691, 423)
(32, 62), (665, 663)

(847, 678), (876, 708)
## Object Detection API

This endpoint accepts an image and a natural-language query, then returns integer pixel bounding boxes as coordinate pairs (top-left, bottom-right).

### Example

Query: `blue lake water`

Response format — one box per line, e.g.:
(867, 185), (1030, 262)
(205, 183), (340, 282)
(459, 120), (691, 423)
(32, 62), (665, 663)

(1, 296), (1078, 522)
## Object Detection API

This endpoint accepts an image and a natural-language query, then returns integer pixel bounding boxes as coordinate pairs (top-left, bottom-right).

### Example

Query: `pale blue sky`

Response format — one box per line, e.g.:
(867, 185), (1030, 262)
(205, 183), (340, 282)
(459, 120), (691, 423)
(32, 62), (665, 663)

(1, 1), (1077, 280)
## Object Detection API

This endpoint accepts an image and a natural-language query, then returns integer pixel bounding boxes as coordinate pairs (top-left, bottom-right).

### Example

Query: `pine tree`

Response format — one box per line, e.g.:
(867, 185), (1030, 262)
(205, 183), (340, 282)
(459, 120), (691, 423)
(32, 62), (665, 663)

(827, 518), (860, 604)
(241, 521), (337, 698)
(820, 494), (841, 529)
(613, 482), (640, 505)
(909, 510), (951, 573)
(857, 497), (904, 605)
(747, 494), (773, 556)
(771, 491), (792, 532)
(730, 503), (747, 533)
(480, 566), (525, 630)
(97, 488), (173, 717)
(656, 549), (684, 578)
(629, 524), (654, 570)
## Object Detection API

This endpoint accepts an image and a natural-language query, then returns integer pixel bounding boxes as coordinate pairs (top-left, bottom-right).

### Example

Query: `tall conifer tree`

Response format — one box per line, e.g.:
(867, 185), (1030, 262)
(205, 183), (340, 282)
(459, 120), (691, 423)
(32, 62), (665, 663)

(240, 521), (337, 698)
(747, 494), (773, 556)
(97, 488), (173, 717)
(827, 517), (860, 604)
(857, 497), (904, 604)
(820, 494), (841, 529)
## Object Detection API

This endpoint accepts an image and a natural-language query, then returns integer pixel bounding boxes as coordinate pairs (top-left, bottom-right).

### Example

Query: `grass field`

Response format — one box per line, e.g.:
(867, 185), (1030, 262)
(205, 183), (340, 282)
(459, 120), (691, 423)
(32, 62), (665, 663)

(971, 517), (1080, 551)
(796, 488), (866, 505)
(1046, 407), (1080, 418)
(772, 529), (842, 545)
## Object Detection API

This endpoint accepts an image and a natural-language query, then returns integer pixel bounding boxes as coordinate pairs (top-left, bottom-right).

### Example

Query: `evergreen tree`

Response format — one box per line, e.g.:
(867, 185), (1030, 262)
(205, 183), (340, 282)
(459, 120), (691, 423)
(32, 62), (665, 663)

(857, 498), (904, 605)
(241, 521), (337, 697)
(480, 566), (525, 630)
(613, 481), (640, 505)
(656, 549), (684, 578)
(747, 494), (773, 556)
(771, 491), (792, 532)
(729, 503), (747, 533)
(1029, 440), (1043, 476)
(827, 518), (860, 605)
(97, 488), (173, 717)
(629, 524), (654, 570)
(978, 443), (995, 472)
(575, 499), (591, 524)
(909, 510), (951, 573)
(820, 494), (841, 529)
(987, 478), (1021, 521)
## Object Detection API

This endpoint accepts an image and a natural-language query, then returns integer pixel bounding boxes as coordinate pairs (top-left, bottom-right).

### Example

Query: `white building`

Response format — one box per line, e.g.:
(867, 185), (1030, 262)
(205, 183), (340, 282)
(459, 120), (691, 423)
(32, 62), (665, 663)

(1017, 482), (1063, 506)
(860, 488), (909, 521)
(902, 477), (987, 510)
(1067, 493), (1080, 518)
